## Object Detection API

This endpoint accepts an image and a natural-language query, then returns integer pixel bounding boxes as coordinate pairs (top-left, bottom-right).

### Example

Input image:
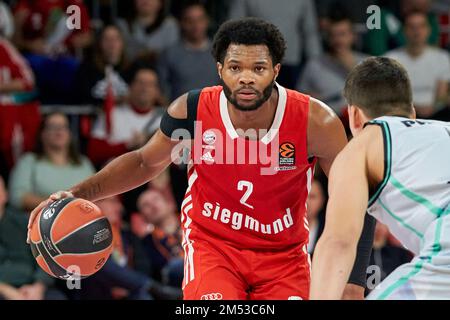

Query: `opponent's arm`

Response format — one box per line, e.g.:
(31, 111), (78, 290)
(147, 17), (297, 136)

(310, 126), (382, 299)
(27, 94), (189, 242)
(307, 98), (374, 299)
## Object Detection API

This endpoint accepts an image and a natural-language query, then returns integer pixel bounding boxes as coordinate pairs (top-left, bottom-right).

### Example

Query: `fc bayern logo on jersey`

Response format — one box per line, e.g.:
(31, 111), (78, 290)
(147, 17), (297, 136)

(203, 130), (216, 145)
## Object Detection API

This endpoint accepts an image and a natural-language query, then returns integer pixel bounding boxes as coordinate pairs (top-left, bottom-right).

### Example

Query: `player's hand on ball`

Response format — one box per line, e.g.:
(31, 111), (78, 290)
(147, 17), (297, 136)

(26, 191), (74, 244)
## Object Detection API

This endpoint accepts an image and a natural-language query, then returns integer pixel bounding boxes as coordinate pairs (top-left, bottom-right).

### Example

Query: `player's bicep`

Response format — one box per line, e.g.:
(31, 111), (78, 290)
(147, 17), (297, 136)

(307, 98), (348, 177)
(139, 94), (191, 170)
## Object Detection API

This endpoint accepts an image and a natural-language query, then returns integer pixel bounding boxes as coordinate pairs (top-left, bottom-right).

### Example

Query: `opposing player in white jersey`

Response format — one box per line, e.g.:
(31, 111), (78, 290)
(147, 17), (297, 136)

(310, 57), (450, 300)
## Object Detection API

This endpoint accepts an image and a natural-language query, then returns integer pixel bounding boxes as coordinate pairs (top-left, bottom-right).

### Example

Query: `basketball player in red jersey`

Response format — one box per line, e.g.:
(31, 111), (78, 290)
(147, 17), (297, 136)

(27, 18), (374, 300)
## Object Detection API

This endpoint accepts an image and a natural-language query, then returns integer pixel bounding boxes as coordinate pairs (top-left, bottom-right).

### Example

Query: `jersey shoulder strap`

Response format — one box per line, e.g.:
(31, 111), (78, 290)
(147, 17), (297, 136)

(187, 89), (202, 136)
(364, 118), (393, 208)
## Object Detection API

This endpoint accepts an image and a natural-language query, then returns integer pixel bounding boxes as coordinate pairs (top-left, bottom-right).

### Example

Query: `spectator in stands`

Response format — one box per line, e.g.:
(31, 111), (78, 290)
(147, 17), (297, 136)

(87, 64), (164, 167)
(75, 25), (129, 105)
(316, 0), (375, 26)
(158, 2), (219, 101)
(8, 112), (95, 213)
(297, 13), (369, 115)
(117, 0), (180, 60)
(0, 33), (40, 180)
(366, 221), (413, 296)
(365, 0), (440, 56)
(0, 1), (14, 39)
(0, 176), (65, 300)
(228, 0), (322, 89)
(137, 189), (184, 287)
(386, 11), (450, 118)
(12, 0), (92, 103)
(13, 0), (92, 56)
(306, 178), (326, 255)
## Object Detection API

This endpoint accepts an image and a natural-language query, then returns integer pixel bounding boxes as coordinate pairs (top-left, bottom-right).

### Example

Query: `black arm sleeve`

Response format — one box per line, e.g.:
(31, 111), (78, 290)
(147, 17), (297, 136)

(348, 214), (376, 287)
(160, 89), (201, 139)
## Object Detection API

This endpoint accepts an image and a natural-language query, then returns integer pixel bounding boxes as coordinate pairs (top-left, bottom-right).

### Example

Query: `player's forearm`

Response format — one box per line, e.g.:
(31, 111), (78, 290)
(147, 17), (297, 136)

(69, 150), (164, 202)
(310, 237), (358, 300)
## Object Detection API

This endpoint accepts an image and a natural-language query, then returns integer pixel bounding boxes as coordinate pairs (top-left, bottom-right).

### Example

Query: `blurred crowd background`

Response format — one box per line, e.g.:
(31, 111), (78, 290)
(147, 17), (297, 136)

(0, 0), (449, 300)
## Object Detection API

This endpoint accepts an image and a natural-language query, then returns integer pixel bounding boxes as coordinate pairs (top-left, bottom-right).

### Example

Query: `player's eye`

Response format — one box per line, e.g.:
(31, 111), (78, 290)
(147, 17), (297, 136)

(230, 65), (240, 72)
(255, 66), (265, 72)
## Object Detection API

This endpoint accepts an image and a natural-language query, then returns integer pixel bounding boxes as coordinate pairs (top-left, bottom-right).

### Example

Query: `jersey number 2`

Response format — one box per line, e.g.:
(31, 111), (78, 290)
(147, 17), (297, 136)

(238, 181), (254, 209)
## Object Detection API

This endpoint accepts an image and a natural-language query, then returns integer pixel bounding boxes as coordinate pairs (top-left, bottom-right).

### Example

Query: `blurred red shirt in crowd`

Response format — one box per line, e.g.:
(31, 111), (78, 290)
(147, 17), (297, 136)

(14, 0), (92, 55)
(0, 37), (40, 174)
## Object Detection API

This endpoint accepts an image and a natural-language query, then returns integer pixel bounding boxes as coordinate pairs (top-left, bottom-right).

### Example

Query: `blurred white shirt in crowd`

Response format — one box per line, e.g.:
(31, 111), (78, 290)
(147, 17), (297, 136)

(91, 105), (162, 144)
(386, 47), (450, 107)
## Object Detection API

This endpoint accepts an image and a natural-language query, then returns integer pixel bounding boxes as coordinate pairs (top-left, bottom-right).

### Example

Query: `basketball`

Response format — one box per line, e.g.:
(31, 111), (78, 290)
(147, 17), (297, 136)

(29, 197), (113, 280)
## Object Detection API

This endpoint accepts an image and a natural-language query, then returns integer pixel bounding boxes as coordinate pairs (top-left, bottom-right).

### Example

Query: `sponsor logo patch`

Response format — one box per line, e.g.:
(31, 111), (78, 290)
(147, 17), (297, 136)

(201, 293), (223, 300)
(203, 130), (216, 145)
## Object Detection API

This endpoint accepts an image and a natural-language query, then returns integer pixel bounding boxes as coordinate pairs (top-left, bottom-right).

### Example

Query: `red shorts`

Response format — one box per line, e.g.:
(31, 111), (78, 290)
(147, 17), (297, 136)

(182, 235), (310, 300)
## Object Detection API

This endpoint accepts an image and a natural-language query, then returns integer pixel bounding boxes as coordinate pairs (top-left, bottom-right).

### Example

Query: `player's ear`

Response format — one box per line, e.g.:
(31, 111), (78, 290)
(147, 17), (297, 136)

(354, 107), (366, 133)
(217, 62), (223, 79)
(348, 105), (364, 136)
(273, 63), (281, 80)
(411, 105), (417, 120)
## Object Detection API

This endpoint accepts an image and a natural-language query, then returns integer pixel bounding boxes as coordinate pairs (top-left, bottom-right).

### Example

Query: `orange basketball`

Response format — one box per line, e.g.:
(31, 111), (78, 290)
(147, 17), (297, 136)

(29, 198), (113, 280)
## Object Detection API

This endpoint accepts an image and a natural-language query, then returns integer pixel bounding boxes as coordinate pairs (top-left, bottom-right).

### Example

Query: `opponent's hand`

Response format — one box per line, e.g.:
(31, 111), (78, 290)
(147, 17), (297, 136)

(26, 191), (74, 244)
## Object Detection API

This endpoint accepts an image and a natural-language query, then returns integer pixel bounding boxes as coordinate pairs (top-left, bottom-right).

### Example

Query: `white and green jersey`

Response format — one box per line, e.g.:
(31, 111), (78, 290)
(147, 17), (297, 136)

(365, 116), (450, 300)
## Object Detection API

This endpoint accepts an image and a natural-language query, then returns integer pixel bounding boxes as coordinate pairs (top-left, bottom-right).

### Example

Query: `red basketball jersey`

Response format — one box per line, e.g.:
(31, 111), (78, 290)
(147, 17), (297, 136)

(181, 83), (315, 251)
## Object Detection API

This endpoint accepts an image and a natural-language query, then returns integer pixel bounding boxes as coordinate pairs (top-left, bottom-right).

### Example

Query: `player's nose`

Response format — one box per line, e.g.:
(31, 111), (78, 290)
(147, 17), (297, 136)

(238, 71), (256, 86)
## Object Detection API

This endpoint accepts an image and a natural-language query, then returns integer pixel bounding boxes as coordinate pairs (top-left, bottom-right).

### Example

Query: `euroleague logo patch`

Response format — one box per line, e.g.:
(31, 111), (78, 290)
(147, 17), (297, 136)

(277, 142), (296, 171)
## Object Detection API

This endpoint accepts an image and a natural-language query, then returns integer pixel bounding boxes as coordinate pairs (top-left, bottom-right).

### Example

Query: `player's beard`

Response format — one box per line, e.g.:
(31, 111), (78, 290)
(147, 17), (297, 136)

(221, 79), (275, 112)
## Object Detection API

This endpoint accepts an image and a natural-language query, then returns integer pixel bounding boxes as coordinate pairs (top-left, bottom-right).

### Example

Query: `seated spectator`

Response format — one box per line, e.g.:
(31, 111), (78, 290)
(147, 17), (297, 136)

(297, 13), (369, 115)
(8, 112), (95, 213)
(229, 0), (322, 89)
(365, 0), (440, 56)
(12, 0), (92, 103)
(0, 1), (14, 39)
(386, 11), (450, 118)
(0, 34), (40, 179)
(87, 64), (164, 167)
(13, 0), (92, 56)
(366, 222), (413, 296)
(0, 176), (65, 300)
(136, 189), (184, 287)
(306, 178), (326, 255)
(74, 25), (129, 105)
(116, 0), (180, 60)
(159, 2), (219, 101)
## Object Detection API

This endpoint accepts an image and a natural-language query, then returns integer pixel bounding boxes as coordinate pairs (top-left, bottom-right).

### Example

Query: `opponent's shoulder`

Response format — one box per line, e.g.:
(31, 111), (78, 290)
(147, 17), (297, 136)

(346, 125), (382, 154)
